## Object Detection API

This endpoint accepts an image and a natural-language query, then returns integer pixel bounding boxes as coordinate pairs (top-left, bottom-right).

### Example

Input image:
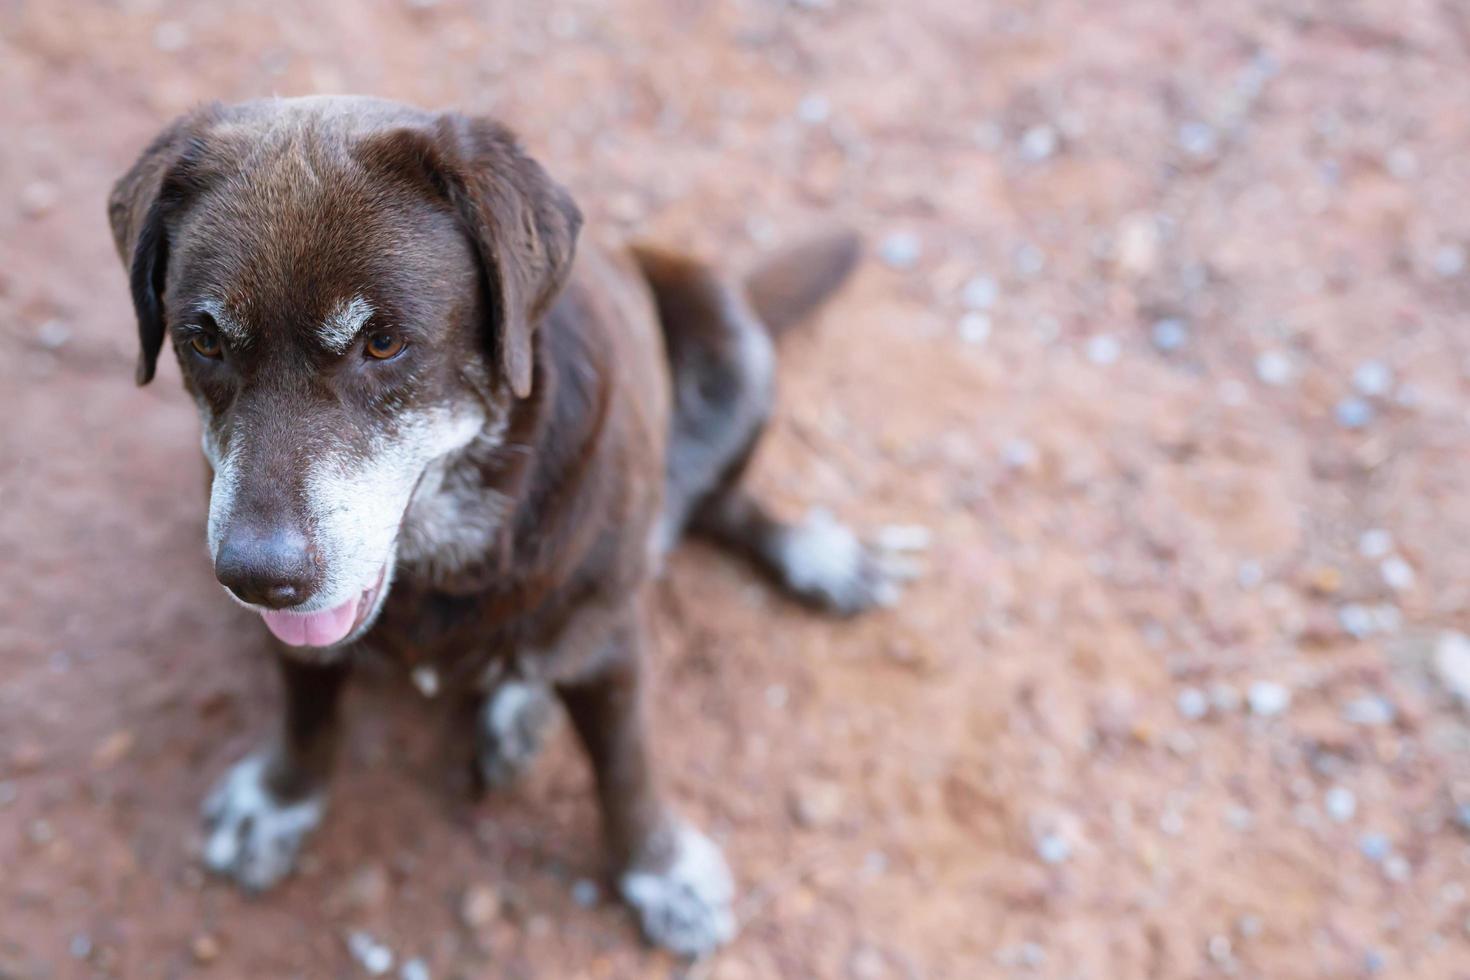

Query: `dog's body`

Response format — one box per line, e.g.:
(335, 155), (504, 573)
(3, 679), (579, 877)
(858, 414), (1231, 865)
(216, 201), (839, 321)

(109, 96), (920, 956)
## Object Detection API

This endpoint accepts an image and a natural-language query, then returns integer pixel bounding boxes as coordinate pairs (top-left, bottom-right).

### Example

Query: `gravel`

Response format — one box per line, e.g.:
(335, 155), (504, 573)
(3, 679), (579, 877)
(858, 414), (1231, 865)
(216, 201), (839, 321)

(1150, 317), (1188, 352)
(1086, 334), (1121, 365)
(1352, 361), (1393, 397)
(1342, 696), (1395, 727)
(1379, 556), (1414, 592)
(1176, 687), (1208, 720)
(345, 931), (394, 977)
(1019, 124), (1059, 163)
(1325, 786), (1357, 823)
(571, 878), (600, 908)
(1358, 832), (1391, 862)
(1334, 397), (1374, 429)
(1358, 529), (1393, 559)
(958, 312), (991, 346)
(1036, 833), (1072, 864)
(1433, 242), (1466, 278)
(1255, 350), (1295, 386)
(878, 231), (922, 270)
(1247, 681), (1291, 717)
(1432, 632), (1470, 705)
(962, 276), (998, 310)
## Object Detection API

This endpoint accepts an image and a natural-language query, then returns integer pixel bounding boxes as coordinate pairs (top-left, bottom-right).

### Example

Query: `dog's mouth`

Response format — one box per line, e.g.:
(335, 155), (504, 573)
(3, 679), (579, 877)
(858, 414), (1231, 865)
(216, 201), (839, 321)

(258, 565), (388, 649)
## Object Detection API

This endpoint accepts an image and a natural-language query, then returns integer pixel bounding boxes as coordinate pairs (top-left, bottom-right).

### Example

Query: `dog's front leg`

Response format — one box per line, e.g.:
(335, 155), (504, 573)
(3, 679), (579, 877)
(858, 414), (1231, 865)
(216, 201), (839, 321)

(202, 654), (349, 891)
(557, 614), (735, 957)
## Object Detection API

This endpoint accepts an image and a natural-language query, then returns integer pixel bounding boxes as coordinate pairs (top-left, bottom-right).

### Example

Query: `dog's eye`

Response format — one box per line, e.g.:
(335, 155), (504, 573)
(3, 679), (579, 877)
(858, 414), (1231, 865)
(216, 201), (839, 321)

(190, 331), (223, 359)
(364, 331), (405, 360)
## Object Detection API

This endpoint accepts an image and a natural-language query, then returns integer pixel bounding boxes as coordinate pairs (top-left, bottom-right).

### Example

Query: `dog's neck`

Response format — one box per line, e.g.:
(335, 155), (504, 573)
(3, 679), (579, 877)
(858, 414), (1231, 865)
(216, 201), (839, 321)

(396, 305), (614, 595)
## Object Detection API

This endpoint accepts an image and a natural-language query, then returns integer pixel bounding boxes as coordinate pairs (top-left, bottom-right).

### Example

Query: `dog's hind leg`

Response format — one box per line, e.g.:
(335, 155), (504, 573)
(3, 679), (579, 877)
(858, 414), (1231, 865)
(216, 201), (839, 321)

(634, 232), (926, 615)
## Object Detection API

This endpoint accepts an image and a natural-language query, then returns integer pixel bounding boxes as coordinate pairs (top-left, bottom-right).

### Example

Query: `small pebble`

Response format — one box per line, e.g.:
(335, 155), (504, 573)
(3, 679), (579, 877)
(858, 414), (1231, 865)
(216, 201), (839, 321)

(1358, 832), (1391, 862)
(19, 181), (58, 218)
(1364, 949), (1387, 975)
(1224, 805), (1255, 831)
(1036, 833), (1071, 864)
(1247, 681), (1291, 717)
(1433, 243), (1466, 279)
(36, 320), (70, 349)
(459, 884), (501, 929)
(1433, 631), (1470, 704)
(1011, 942), (1046, 968)
(1342, 695), (1395, 727)
(1456, 804), (1470, 834)
(878, 231), (921, 270)
(1207, 934), (1233, 964)
(1086, 334), (1121, 365)
(1385, 146), (1417, 179)
(1255, 350), (1295, 386)
(1236, 560), (1264, 589)
(570, 878), (600, 908)
(346, 931), (394, 977)
(0, 782), (16, 807)
(191, 934), (220, 965)
(1019, 124), (1058, 162)
(1013, 243), (1046, 277)
(400, 959), (430, 980)
(1159, 810), (1185, 836)
(1178, 120), (1219, 158)
(1176, 687), (1209, 721)
(1325, 786), (1357, 823)
(1237, 914), (1263, 938)
(70, 934), (92, 960)
(1335, 397), (1374, 429)
(962, 276), (998, 310)
(411, 666), (440, 698)
(1383, 855), (1411, 882)
(796, 92), (830, 125)
(765, 684), (789, 710)
(152, 20), (190, 52)
(1352, 361), (1393, 397)
(958, 312), (991, 346)
(1358, 529), (1393, 559)
(1380, 556), (1414, 591)
(1001, 438), (1038, 470)
(791, 779), (846, 829)
(1150, 317), (1188, 352)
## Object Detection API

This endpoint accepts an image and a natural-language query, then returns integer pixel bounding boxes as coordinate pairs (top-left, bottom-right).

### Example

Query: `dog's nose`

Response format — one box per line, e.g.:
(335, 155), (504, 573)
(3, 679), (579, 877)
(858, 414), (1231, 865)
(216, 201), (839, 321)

(214, 523), (320, 609)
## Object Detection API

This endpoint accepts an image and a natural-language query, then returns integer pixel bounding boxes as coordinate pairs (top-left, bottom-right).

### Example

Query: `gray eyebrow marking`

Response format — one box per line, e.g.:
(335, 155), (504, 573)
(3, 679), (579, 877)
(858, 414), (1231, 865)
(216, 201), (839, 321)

(195, 299), (253, 349)
(319, 295), (375, 354)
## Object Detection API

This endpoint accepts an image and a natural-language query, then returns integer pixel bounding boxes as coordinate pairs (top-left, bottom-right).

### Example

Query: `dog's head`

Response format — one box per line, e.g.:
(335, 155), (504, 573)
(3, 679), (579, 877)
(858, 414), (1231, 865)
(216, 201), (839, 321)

(108, 97), (581, 653)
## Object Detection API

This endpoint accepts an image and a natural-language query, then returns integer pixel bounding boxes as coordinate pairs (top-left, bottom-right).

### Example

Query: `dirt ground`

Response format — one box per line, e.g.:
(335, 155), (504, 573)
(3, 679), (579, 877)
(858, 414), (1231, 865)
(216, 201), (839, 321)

(5, 0), (1470, 977)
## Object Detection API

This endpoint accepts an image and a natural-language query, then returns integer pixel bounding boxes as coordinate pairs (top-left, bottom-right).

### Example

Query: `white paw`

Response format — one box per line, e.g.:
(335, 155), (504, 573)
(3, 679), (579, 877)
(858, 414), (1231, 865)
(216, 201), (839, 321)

(777, 509), (928, 615)
(201, 753), (324, 891)
(619, 823), (736, 958)
(476, 681), (558, 789)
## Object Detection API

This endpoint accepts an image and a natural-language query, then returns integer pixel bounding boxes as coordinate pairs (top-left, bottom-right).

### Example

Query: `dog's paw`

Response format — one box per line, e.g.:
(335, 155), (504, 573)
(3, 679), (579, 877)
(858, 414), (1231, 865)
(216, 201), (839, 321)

(201, 753), (324, 891)
(619, 822), (736, 958)
(776, 509), (928, 615)
(475, 680), (559, 790)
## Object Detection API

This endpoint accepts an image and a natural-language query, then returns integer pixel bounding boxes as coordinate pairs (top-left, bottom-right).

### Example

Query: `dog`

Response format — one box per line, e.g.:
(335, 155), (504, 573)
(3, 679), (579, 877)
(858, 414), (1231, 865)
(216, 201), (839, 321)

(107, 95), (923, 956)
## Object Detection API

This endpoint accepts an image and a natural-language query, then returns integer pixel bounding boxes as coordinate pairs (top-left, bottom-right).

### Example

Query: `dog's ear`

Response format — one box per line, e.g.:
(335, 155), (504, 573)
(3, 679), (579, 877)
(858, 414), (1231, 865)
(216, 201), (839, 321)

(427, 116), (582, 399)
(107, 106), (218, 385)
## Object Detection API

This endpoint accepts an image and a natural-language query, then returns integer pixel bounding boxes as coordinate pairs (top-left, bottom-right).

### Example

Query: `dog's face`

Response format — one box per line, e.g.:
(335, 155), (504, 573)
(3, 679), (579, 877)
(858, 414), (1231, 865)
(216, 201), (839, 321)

(108, 98), (580, 653)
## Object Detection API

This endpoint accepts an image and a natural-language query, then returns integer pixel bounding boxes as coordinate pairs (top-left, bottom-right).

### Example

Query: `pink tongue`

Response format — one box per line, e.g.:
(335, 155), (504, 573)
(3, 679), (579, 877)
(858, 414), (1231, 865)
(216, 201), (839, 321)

(260, 595), (360, 648)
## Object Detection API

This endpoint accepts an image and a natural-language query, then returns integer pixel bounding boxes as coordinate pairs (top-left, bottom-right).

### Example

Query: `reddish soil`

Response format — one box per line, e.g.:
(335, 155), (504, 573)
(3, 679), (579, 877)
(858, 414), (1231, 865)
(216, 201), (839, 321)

(5, 1), (1470, 977)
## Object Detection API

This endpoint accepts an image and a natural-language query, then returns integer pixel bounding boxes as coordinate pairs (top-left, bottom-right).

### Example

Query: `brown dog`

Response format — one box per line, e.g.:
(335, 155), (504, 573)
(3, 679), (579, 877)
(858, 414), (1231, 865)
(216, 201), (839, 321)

(108, 95), (922, 956)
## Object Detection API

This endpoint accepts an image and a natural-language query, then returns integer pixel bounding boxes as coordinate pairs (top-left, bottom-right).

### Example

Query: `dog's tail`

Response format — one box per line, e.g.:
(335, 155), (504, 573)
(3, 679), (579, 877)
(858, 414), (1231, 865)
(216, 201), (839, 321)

(742, 229), (861, 339)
